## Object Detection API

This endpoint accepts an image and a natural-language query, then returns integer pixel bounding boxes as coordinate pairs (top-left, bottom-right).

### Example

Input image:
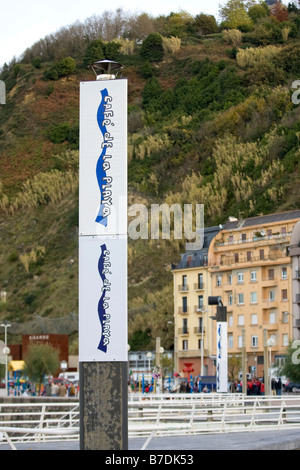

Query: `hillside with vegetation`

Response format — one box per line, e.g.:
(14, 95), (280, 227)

(0, 1), (300, 353)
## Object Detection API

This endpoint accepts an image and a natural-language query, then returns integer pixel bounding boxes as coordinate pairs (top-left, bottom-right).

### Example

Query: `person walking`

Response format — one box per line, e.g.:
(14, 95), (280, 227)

(276, 378), (282, 396)
(58, 382), (67, 397)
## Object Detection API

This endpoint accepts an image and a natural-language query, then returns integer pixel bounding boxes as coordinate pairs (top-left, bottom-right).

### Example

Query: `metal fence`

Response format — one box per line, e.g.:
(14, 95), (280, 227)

(128, 393), (300, 439)
(1, 394), (300, 449)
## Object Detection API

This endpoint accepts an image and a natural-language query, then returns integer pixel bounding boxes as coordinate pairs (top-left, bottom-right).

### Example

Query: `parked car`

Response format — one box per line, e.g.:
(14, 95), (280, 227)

(0, 380), (5, 388)
(284, 382), (300, 393)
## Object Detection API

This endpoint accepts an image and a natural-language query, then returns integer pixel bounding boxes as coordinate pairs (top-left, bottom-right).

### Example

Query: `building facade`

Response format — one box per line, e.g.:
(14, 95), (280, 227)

(289, 219), (300, 340)
(173, 210), (300, 379)
(172, 226), (221, 377)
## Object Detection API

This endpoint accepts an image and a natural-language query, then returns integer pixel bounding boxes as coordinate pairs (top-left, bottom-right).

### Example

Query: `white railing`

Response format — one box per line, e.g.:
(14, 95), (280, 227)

(1, 394), (300, 449)
(128, 394), (300, 439)
(0, 401), (79, 449)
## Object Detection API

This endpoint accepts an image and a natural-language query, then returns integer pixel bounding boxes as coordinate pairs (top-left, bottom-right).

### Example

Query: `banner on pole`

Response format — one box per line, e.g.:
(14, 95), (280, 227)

(216, 322), (228, 393)
(79, 80), (127, 237)
(79, 236), (127, 362)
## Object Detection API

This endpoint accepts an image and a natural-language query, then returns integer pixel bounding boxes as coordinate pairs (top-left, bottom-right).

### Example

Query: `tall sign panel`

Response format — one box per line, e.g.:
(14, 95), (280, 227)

(79, 79), (128, 363)
(216, 321), (228, 393)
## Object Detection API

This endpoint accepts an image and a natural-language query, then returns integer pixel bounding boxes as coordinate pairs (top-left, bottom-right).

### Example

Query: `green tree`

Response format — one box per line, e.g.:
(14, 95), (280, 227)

(193, 13), (219, 36)
(140, 33), (164, 62)
(220, 0), (254, 31)
(24, 344), (60, 395)
(281, 341), (300, 383)
(44, 57), (76, 80)
(83, 39), (105, 67)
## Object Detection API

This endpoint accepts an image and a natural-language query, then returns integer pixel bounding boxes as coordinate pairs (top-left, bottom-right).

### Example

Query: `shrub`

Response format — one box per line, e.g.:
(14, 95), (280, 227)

(44, 56), (76, 80)
(49, 123), (71, 143)
(236, 45), (281, 69)
(140, 33), (164, 62)
(162, 36), (181, 53)
(223, 29), (243, 46)
(32, 56), (42, 69)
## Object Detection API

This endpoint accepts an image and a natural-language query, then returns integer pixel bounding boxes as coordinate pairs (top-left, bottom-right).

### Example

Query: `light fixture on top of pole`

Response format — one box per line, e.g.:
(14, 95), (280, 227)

(88, 60), (124, 81)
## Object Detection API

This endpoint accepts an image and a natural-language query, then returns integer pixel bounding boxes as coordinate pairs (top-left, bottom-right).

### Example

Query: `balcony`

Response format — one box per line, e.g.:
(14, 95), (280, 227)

(194, 327), (206, 335)
(262, 277), (278, 288)
(262, 299), (278, 309)
(178, 328), (189, 335)
(178, 307), (189, 315)
(296, 294), (300, 304)
(215, 231), (292, 247)
(178, 284), (189, 292)
(194, 283), (204, 291)
(178, 349), (208, 358)
(194, 305), (206, 313)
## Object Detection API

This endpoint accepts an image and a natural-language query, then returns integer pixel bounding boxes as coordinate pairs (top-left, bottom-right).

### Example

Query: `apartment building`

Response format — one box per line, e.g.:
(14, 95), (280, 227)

(289, 219), (300, 340)
(173, 210), (300, 379)
(172, 226), (221, 376)
(209, 210), (300, 378)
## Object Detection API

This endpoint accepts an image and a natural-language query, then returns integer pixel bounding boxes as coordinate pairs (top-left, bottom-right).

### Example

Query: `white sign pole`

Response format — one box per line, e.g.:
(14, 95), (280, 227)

(216, 321), (228, 393)
(79, 77), (128, 449)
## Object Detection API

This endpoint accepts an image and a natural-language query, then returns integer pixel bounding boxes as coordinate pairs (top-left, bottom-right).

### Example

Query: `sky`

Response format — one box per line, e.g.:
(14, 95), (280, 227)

(0, 0), (221, 67)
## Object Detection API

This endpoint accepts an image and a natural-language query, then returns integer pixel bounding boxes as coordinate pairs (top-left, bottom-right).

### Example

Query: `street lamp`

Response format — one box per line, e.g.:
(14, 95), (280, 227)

(60, 360), (68, 386)
(1, 323), (11, 396)
(146, 352), (152, 375)
(88, 59), (123, 81)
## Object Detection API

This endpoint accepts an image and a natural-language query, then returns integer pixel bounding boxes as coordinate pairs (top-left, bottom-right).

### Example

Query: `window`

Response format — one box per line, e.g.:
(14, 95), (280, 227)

(182, 275), (187, 288)
(282, 334), (289, 347)
(251, 292), (257, 304)
(282, 311), (289, 324)
(260, 249), (264, 260)
(282, 289), (288, 301)
(281, 267), (287, 280)
(241, 233), (247, 243)
(182, 340), (188, 350)
(268, 269), (274, 280)
(269, 312), (276, 324)
(198, 273), (203, 289)
(251, 313), (258, 325)
(198, 295), (204, 309)
(228, 274), (232, 285)
(182, 297), (187, 313)
(267, 229), (272, 238)
(251, 271), (257, 282)
(238, 272), (244, 284)
(238, 336), (243, 348)
(228, 334), (233, 349)
(182, 318), (188, 334)
(228, 315), (233, 327)
(198, 339), (203, 350)
(229, 235), (234, 244)
(234, 253), (239, 263)
(238, 315), (245, 326)
(238, 293), (244, 305)
(251, 336), (258, 348)
(269, 290), (275, 302)
(228, 294), (233, 306)
(216, 275), (222, 287)
(247, 251), (252, 261)
(258, 356), (264, 365)
(281, 227), (287, 235)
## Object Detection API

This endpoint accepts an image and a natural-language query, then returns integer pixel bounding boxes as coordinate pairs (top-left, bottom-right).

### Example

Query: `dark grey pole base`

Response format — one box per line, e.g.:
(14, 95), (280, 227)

(80, 361), (128, 450)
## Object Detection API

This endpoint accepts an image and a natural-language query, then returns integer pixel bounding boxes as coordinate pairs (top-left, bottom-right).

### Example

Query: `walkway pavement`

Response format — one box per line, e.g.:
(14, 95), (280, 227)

(1, 429), (300, 450)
